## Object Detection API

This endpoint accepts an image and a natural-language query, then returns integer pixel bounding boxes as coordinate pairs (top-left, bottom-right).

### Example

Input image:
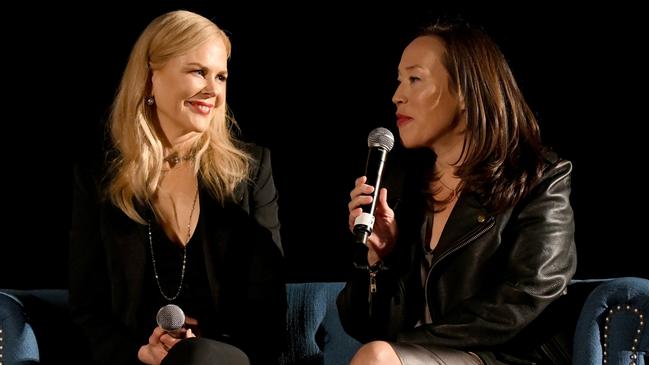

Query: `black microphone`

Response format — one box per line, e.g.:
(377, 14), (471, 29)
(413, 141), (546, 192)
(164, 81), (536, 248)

(353, 127), (395, 245)
(156, 304), (186, 339)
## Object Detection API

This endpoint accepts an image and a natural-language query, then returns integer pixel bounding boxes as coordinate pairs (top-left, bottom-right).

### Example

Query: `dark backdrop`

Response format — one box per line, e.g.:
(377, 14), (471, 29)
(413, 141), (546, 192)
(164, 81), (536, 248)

(3, 3), (646, 288)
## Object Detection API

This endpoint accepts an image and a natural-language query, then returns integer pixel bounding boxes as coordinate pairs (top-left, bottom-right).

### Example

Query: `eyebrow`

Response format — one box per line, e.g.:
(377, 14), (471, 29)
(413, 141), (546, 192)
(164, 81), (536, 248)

(404, 65), (426, 72)
(185, 62), (228, 73)
(397, 65), (427, 76)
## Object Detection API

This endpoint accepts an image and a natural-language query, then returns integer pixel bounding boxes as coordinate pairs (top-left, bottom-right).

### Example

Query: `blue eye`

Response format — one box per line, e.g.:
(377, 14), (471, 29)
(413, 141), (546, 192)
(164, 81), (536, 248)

(193, 69), (206, 77)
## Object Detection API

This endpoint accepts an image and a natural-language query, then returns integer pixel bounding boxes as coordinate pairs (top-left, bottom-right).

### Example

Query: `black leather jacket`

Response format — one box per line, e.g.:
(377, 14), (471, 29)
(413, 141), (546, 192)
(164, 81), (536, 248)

(337, 156), (576, 365)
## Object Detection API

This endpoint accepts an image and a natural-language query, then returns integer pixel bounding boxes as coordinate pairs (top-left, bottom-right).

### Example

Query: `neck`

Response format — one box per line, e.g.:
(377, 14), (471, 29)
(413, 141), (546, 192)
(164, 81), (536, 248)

(164, 136), (198, 157)
(431, 113), (466, 170)
(434, 140), (463, 177)
(433, 131), (465, 193)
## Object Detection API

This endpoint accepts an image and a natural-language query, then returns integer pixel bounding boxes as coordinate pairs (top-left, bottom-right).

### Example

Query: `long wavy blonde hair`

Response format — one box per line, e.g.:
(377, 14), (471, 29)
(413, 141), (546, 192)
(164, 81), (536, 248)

(108, 10), (251, 223)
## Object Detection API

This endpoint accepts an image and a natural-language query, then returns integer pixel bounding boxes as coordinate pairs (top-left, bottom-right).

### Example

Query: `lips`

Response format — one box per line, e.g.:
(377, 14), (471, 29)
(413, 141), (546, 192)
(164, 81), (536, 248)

(186, 101), (213, 115)
(396, 114), (413, 127)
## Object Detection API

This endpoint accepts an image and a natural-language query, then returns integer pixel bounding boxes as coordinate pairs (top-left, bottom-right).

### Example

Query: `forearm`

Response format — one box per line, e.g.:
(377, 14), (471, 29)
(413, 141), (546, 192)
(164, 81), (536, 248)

(398, 279), (567, 348)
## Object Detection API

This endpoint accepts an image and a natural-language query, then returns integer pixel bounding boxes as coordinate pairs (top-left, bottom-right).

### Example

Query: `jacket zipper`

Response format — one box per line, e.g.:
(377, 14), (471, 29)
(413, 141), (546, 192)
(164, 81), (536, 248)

(423, 216), (496, 319)
(368, 269), (377, 317)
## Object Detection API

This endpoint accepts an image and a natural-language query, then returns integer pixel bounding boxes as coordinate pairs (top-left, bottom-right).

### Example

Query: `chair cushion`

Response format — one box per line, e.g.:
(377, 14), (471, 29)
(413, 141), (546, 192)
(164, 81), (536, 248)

(280, 282), (360, 365)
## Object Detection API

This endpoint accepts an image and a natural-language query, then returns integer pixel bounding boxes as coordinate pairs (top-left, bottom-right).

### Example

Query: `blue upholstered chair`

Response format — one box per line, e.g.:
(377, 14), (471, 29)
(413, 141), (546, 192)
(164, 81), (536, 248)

(280, 282), (361, 365)
(0, 289), (90, 364)
(0, 283), (361, 365)
(0, 291), (39, 364)
(573, 277), (649, 365)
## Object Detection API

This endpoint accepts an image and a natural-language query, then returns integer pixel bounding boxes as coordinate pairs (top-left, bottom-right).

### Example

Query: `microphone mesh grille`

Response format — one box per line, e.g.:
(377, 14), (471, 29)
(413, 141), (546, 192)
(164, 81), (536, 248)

(367, 127), (395, 152)
(156, 304), (185, 331)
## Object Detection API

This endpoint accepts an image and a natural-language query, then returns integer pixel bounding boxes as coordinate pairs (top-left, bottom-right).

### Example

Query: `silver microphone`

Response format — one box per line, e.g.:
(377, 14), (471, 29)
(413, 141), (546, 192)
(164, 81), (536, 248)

(353, 127), (395, 244)
(156, 304), (186, 338)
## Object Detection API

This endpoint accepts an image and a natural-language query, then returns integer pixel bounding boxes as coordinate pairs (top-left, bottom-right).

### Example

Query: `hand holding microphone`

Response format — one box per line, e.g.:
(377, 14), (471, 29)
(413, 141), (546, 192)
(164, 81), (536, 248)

(349, 128), (398, 263)
(138, 304), (193, 364)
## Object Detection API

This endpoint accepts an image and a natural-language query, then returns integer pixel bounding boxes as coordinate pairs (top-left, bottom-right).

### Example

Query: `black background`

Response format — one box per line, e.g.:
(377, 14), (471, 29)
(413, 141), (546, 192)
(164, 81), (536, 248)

(2, 2), (647, 288)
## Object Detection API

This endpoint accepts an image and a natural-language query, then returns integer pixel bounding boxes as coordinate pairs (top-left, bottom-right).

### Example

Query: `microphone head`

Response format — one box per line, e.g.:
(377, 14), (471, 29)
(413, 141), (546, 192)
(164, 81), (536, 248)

(368, 127), (395, 152)
(156, 304), (185, 331)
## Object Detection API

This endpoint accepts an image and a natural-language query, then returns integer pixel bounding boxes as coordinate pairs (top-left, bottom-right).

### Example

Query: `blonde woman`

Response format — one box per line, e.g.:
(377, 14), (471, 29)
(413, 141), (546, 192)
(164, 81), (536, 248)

(69, 10), (285, 365)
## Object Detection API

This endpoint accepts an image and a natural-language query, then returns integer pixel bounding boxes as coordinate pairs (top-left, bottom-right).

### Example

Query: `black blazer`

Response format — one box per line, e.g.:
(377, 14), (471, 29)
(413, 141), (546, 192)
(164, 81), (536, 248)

(69, 145), (286, 365)
(337, 155), (577, 364)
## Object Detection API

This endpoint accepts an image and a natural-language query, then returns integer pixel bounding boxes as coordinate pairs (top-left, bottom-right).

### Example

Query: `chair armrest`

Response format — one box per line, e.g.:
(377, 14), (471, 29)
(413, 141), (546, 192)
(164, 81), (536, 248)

(0, 290), (40, 364)
(573, 277), (649, 365)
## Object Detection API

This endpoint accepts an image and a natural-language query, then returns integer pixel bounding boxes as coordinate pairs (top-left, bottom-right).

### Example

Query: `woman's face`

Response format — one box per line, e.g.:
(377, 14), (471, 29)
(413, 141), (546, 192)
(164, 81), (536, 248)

(151, 37), (228, 146)
(392, 36), (465, 151)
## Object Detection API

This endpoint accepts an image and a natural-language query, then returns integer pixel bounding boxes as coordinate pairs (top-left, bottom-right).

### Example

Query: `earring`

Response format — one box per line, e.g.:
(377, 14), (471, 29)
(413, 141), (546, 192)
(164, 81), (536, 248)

(145, 96), (155, 106)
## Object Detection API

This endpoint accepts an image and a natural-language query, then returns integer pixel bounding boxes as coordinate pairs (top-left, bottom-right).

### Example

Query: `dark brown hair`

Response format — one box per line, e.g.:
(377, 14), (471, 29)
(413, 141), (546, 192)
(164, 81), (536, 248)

(421, 20), (545, 212)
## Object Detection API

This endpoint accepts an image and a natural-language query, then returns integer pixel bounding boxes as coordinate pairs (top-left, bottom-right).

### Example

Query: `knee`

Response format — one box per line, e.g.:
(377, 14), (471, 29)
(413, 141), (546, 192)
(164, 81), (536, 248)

(350, 341), (400, 365)
(163, 338), (249, 365)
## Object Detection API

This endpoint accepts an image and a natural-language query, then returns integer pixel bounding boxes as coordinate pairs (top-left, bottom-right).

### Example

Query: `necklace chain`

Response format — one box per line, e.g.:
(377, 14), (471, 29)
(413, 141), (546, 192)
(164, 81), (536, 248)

(148, 187), (199, 301)
(438, 178), (458, 200)
(164, 152), (195, 168)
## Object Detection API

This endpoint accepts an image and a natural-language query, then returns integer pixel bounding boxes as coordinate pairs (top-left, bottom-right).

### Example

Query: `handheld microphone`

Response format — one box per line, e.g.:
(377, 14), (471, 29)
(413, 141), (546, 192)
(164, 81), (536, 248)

(156, 304), (185, 339)
(353, 127), (395, 245)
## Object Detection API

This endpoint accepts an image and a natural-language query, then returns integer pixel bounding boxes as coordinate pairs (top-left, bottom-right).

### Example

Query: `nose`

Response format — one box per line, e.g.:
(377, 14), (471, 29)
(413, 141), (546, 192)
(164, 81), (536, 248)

(392, 84), (406, 105)
(202, 78), (222, 98)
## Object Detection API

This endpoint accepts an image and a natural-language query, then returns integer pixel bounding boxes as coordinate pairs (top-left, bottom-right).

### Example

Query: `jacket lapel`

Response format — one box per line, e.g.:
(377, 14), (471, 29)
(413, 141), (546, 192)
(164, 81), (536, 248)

(433, 192), (495, 263)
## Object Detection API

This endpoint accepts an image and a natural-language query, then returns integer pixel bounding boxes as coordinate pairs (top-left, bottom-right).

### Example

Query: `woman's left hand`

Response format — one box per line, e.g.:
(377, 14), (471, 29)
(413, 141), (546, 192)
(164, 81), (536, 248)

(137, 325), (196, 365)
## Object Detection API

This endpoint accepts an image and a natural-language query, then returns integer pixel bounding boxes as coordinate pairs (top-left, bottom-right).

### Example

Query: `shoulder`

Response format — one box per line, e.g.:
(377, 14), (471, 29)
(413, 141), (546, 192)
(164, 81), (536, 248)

(233, 143), (275, 203)
(241, 143), (270, 162)
(514, 150), (572, 211)
(240, 142), (273, 179)
(537, 150), (573, 188)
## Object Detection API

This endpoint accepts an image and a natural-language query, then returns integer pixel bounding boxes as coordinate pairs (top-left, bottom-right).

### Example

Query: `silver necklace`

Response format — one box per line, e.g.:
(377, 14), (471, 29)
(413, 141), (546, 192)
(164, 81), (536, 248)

(148, 187), (199, 301)
(164, 152), (195, 168)
(438, 178), (459, 200)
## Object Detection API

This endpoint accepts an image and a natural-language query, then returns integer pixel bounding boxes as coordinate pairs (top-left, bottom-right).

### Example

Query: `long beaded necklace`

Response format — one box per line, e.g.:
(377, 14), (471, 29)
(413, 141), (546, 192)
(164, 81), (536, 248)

(148, 187), (199, 301)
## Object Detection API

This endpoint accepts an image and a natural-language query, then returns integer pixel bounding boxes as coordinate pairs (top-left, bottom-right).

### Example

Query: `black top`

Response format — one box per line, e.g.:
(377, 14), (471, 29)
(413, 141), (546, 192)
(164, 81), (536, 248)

(138, 216), (217, 343)
(70, 145), (286, 365)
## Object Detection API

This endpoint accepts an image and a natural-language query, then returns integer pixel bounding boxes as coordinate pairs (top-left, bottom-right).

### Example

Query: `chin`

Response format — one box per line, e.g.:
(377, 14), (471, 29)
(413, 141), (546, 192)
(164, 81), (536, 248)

(398, 139), (414, 149)
(398, 131), (417, 149)
(191, 118), (212, 132)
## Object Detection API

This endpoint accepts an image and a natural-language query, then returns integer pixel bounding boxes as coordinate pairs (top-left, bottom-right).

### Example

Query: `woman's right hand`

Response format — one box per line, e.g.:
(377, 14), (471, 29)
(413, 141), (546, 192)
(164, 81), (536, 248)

(348, 176), (398, 265)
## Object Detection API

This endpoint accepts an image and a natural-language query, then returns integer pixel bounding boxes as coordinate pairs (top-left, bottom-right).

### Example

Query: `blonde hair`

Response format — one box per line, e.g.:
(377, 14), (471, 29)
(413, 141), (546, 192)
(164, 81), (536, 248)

(108, 10), (250, 223)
